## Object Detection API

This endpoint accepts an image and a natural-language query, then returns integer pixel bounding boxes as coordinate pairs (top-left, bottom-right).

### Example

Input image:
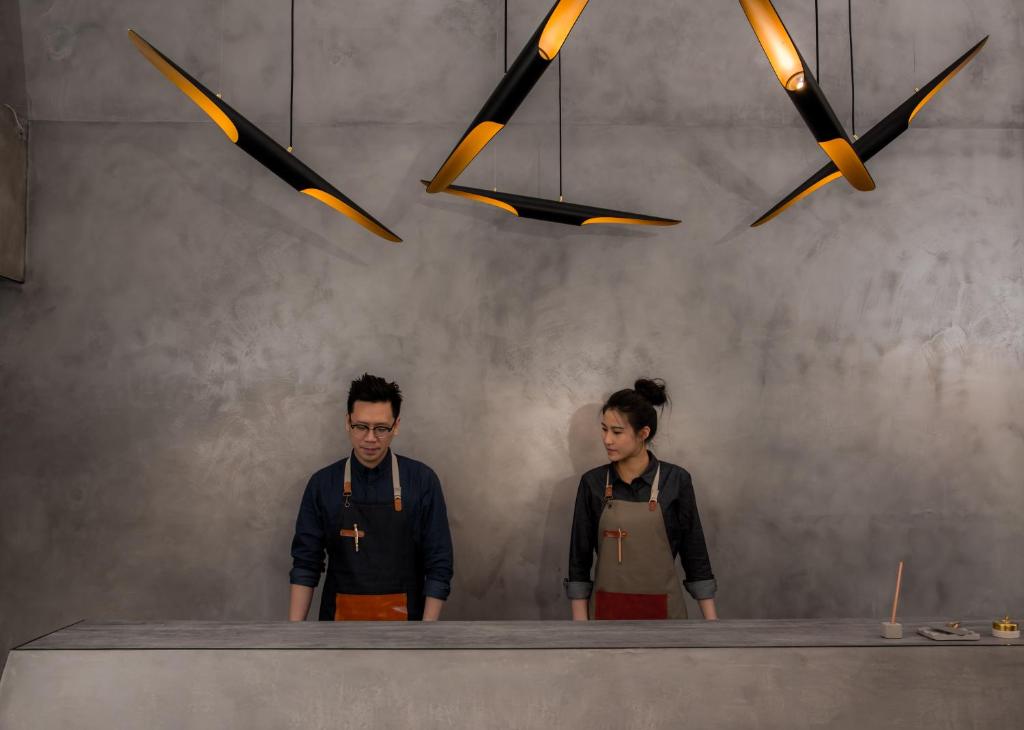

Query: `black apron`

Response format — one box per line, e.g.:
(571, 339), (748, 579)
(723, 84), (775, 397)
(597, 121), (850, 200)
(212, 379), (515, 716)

(318, 450), (424, 621)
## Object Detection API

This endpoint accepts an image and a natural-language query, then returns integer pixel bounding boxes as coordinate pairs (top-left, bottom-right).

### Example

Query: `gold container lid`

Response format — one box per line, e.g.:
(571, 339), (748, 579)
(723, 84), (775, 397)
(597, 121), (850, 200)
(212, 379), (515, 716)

(993, 616), (1018, 632)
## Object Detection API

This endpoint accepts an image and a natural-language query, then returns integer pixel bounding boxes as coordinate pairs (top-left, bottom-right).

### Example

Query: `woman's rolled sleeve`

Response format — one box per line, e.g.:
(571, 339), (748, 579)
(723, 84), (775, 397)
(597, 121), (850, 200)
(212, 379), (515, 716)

(566, 476), (598, 599)
(676, 478), (716, 599)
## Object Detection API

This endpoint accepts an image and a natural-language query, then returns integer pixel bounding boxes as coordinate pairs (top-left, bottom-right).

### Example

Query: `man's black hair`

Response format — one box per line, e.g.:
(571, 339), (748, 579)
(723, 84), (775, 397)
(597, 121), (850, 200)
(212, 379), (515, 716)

(347, 373), (403, 418)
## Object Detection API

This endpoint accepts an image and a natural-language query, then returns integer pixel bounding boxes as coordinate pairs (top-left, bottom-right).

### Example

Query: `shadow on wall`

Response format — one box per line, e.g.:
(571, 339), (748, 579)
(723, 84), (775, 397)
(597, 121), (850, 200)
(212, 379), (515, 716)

(533, 403), (606, 619)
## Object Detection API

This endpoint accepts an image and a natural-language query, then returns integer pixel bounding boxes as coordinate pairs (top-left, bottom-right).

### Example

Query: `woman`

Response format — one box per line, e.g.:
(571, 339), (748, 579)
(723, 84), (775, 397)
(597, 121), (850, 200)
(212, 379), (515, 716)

(565, 379), (718, 620)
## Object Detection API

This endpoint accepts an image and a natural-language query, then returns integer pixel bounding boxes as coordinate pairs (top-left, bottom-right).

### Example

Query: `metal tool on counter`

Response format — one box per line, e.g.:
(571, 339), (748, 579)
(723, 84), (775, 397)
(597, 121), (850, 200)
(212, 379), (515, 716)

(917, 621), (981, 641)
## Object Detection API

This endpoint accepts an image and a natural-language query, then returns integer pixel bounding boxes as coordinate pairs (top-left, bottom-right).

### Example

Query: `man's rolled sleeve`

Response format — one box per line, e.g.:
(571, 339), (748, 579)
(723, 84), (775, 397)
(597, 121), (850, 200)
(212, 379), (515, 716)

(289, 477), (326, 587)
(419, 469), (454, 601)
(423, 579), (450, 601)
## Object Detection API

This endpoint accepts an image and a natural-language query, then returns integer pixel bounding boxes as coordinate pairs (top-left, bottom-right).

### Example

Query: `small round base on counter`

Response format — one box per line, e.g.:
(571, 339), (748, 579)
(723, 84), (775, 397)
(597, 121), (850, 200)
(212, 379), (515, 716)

(881, 622), (903, 639)
(992, 617), (1020, 640)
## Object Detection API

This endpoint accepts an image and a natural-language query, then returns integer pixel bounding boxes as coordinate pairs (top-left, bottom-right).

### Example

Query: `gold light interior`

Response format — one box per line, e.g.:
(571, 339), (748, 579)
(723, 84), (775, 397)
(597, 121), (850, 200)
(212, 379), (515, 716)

(301, 189), (402, 243)
(819, 139), (875, 191)
(128, 30), (239, 143)
(538, 0), (590, 61)
(752, 171), (843, 226)
(582, 217), (679, 227)
(909, 39), (987, 124)
(739, 0), (803, 89)
(435, 188), (520, 216)
(426, 122), (504, 193)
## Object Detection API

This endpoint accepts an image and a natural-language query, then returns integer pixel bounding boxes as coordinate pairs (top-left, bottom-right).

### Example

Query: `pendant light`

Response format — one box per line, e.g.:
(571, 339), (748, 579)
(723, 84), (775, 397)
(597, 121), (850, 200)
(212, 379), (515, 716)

(739, 0), (874, 191)
(421, 181), (680, 227)
(128, 19), (401, 242)
(425, 0), (589, 193)
(751, 37), (987, 226)
(424, 19), (679, 229)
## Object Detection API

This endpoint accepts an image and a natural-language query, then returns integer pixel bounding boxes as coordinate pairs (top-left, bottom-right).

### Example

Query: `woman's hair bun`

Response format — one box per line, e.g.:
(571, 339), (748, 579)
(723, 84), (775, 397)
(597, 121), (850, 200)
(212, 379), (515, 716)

(633, 378), (668, 407)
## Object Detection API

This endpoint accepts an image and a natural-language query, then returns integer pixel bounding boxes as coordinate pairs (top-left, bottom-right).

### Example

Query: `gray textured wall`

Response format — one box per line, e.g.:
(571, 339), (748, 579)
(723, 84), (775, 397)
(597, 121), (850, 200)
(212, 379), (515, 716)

(1, 0), (1022, 671)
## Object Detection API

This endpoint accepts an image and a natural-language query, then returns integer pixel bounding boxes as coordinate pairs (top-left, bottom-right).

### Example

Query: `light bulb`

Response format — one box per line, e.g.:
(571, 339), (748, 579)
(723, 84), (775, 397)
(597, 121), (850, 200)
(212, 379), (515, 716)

(786, 72), (806, 91)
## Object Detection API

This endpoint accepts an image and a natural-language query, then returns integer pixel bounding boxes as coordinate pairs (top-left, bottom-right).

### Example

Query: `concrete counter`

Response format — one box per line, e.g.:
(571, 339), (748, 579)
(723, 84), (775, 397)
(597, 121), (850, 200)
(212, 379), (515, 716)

(2, 619), (1022, 728)
(12, 617), (1024, 649)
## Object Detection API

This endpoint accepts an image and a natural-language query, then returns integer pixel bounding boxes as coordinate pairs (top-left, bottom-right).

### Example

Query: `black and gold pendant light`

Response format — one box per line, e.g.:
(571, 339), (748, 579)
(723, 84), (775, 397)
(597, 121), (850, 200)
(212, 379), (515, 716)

(425, 17), (679, 230)
(739, 0), (874, 191)
(128, 24), (401, 242)
(751, 36), (988, 226)
(425, 0), (589, 193)
(421, 181), (680, 227)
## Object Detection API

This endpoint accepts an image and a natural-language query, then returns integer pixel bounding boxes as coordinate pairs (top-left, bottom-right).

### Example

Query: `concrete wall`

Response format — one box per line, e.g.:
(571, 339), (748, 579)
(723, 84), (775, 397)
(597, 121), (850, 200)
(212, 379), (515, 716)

(1, 0), (1022, 670)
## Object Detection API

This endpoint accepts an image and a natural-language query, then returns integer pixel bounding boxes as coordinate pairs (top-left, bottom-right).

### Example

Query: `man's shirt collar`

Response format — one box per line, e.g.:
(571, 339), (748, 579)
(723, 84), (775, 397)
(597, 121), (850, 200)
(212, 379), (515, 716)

(349, 449), (392, 481)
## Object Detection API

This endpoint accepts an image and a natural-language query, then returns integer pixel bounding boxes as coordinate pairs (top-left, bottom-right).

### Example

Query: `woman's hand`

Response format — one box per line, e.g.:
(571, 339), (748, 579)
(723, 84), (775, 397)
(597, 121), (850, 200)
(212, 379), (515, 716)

(571, 599), (590, 621)
(698, 597), (718, 620)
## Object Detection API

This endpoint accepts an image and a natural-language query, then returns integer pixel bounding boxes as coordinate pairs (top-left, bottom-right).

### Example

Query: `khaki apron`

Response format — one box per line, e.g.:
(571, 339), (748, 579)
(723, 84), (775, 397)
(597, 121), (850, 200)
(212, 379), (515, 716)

(591, 463), (688, 620)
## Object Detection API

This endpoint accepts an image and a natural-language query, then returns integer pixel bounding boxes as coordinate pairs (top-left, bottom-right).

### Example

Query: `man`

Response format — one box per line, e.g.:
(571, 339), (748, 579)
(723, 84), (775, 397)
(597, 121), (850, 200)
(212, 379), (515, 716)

(288, 373), (454, 621)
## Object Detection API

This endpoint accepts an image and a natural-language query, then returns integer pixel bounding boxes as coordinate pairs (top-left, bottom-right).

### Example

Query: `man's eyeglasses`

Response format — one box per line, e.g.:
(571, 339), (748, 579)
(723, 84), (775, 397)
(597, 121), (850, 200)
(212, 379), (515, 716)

(350, 422), (396, 438)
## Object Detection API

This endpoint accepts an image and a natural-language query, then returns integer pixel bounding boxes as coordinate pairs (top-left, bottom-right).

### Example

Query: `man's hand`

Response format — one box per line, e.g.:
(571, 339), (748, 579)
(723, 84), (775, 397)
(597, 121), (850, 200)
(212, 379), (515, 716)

(422, 597), (444, 621)
(289, 585), (314, 621)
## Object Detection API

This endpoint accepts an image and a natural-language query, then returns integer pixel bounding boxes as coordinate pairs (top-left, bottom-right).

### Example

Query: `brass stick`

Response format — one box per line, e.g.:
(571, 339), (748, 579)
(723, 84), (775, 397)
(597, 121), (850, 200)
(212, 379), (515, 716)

(890, 560), (904, 624)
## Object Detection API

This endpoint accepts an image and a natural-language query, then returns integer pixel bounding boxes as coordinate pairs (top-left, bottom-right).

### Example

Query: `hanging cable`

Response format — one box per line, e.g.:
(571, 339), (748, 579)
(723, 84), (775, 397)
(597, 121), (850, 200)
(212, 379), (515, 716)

(218, 0), (225, 97)
(495, 0), (507, 190)
(288, 0), (295, 151)
(558, 53), (563, 202)
(848, 0), (856, 136)
(814, 0), (819, 80)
